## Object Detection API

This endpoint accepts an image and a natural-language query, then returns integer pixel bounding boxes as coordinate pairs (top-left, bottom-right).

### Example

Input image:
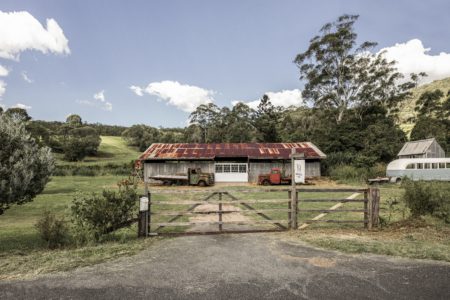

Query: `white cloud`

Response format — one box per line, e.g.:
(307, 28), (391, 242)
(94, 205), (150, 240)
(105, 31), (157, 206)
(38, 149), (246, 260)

(379, 39), (450, 84)
(77, 90), (112, 111)
(0, 80), (6, 97)
(21, 71), (33, 83)
(232, 89), (304, 110)
(0, 11), (70, 60)
(13, 103), (31, 110)
(94, 90), (105, 102)
(130, 85), (144, 96)
(0, 65), (9, 77)
(130, 80), (215, 112)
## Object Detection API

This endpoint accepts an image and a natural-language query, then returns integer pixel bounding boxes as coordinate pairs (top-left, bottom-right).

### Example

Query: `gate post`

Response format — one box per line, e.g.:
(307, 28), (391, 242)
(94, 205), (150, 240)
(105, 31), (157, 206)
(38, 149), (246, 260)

(291, 189), (298, 229)
(288, 190), (292, 229)
(138, 196), (149, 237)
(218, 192), (223, 232)
(368, 188), (380, 230)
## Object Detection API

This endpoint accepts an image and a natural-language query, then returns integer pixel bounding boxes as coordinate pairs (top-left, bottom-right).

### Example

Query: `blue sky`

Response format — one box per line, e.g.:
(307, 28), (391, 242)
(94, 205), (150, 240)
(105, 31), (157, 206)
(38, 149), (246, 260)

(0, 0), (450, 127)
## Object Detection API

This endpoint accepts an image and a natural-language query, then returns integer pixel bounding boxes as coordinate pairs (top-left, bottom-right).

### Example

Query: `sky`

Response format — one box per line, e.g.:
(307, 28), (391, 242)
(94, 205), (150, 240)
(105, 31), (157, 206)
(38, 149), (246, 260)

(0, 0), (450, 127)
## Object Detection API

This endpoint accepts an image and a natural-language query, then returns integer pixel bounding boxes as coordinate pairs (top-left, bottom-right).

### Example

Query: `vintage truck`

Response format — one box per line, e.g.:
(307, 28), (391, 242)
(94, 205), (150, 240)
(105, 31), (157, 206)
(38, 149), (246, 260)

(149, 168), (215, 186)
(258, 167), (292, 185)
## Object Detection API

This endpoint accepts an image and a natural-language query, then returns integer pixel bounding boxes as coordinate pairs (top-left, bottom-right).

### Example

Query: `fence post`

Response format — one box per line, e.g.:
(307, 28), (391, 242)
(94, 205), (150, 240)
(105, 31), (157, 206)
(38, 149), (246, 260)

(292, 190), (298, 229)
(363, 189), (368, 229)
(138, 195), (149, 237)
(288, 190), (292, 229)
(218, 192), (223, 232)
(148, 191), (151, 235)
(368, 187), (380, 230)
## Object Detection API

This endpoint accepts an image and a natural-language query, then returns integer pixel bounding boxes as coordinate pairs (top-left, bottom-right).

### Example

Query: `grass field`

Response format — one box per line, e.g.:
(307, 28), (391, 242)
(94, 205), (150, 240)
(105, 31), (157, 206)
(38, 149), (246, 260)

(54, 136), (141, 166)
(1, 136), (449, 279)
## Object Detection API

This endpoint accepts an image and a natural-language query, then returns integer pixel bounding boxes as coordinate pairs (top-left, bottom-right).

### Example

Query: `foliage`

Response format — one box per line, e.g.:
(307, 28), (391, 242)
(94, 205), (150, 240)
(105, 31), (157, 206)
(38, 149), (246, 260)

(35, 211), (70, 249)
(66, 114), (82, 126)
(0, 114), (55, 215)
(71, 177), (139, 240)
(253, 95), (281, 142)
(402, 180), (450, 222)
(4, 107), (31, 122)
(294, 14), (421, 124)
(411, 89), (450, 154)
(62, 126), (101, 161)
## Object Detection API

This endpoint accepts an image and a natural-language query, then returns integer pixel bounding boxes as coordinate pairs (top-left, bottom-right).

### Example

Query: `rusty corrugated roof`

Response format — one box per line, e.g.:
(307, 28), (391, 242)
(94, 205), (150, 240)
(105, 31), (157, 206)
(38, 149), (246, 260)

(138, 142), (326, 161)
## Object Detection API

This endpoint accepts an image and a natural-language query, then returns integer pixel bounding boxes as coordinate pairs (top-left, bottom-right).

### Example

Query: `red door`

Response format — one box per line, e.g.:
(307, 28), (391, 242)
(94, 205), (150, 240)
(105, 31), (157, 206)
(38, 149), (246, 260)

(269, 169), (281, 184)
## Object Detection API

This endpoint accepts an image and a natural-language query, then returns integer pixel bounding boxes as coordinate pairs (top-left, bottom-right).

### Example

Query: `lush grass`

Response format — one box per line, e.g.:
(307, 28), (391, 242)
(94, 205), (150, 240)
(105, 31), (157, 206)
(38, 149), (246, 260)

(0, 175), (152, 279)
(55, 136), (141, 166)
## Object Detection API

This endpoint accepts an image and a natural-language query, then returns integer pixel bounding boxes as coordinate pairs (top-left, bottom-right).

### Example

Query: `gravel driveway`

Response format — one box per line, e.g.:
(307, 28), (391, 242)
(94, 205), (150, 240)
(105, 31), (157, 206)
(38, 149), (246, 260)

(1, 233), (449, 299)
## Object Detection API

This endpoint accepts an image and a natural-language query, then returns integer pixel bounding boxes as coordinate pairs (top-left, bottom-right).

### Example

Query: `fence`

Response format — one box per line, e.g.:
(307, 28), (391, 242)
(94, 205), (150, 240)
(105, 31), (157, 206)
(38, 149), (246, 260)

(138, 187), (380, 236)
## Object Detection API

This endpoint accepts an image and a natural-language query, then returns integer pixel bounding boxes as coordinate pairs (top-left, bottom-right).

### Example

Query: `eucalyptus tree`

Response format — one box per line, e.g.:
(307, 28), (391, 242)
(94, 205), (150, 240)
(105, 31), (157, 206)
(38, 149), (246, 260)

(294, 14), (422, 124)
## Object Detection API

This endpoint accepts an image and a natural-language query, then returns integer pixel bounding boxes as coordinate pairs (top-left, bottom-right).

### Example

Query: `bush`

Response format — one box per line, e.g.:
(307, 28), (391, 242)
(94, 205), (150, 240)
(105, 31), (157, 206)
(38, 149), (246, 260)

(329, 165), (368, 183)
(35, 211), (70, 249)
(71, 177), (139, 240)
(402, 180), (450, 222)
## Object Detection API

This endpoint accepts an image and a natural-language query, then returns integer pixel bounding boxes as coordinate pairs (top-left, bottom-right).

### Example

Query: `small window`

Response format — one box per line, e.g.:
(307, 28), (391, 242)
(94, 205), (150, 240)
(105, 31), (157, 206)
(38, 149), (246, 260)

(417, 163), (423, 169)
(447, 163), (450, 168)
(239, 165), (247, 173)
(424, 163), (430, 169)
(231, 164), (239, 173)
(223, 165), (231, 173)
(439, 162), (446, 169)
(406, 164), (415, 169)
(215, 165), (223, 173)
(432, 163), (438, 169)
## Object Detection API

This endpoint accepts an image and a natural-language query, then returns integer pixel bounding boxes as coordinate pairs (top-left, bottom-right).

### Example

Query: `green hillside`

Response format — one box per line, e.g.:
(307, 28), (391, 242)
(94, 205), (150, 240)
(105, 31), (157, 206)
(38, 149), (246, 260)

(55, 136), (141, 166)
(398, 77), (450, 135)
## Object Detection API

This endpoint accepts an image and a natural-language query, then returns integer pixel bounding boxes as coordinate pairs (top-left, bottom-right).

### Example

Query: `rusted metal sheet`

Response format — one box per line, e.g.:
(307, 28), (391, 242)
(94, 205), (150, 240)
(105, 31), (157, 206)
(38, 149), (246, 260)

(138, 142), (326, 161)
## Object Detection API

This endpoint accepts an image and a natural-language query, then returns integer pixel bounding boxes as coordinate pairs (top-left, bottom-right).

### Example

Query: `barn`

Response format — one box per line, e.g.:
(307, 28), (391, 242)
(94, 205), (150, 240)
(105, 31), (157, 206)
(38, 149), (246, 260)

(139, 143), (326, 183)
(398, 138), (445, 159)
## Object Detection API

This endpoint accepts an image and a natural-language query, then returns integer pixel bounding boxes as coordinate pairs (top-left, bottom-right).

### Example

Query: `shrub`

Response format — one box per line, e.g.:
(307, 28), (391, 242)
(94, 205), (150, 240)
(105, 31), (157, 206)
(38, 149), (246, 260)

(402, 180), (450, 222)
(35, 211), (70, 249)
(329, 165), (368, 183)
(71, 177), (139, 240)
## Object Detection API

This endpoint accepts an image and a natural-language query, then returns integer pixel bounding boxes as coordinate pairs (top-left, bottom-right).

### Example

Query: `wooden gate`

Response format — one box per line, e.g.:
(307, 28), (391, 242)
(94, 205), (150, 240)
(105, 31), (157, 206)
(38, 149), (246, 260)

(138, 187), (380, 236)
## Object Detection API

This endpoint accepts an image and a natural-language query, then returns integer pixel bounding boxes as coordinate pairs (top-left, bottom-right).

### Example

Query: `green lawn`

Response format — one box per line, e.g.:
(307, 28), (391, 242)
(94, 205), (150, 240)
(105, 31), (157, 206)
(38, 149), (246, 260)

(55, 136), (141, 166)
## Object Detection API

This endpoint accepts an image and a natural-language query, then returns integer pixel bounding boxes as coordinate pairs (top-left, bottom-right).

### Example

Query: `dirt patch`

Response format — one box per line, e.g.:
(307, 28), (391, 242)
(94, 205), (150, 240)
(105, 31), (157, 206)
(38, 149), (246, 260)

(187, 204), (252, 232)
(307, 257), (336, 268)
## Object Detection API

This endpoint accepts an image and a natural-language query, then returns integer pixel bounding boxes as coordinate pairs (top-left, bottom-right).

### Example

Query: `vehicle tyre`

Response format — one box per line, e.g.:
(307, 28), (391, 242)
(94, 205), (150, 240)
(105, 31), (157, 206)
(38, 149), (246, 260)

(262, 180), (270, 186)
(198, 180), (206, 187)
(396, 178), (402, 184)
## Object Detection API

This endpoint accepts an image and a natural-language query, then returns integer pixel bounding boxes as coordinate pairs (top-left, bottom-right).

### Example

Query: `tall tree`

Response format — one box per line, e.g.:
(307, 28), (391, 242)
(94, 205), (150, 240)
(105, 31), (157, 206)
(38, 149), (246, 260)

(189, 103), (220, 143)
(294, 14), (420, 124)
(0, 114), (54, 215)
(253, 95), (281, 142)
(66, 114), (83, 126)
(5, 107), (31, 122)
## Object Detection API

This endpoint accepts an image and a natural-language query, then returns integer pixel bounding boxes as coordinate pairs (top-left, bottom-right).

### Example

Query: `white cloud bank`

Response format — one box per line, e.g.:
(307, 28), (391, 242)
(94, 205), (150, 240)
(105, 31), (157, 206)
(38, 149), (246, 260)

(0, 10), (69, 100)
(380, 39), (450, 84)
(77, 90), (112, 111)
(130, 81), (215, 112)
(0, 11), (70, 60)
(232, 89), (304, 110)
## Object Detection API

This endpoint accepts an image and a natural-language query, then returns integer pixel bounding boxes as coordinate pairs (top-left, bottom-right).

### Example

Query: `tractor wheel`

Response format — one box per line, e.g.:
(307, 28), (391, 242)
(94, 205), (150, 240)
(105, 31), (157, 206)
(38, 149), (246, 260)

(262, 180), (270, 186)
(198, 180), (207, 187)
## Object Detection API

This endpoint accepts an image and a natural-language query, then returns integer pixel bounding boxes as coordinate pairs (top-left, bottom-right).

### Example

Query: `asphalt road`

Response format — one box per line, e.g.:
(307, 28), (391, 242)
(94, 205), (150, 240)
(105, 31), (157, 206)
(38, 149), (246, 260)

(1, 233), (449, 299)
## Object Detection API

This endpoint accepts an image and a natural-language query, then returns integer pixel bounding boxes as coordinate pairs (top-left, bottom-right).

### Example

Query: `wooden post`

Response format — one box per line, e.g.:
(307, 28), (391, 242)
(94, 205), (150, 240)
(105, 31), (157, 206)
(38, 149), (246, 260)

(138, 196), (149, 237)
(368, 187), (380, 230)
(363, 190), (368, 229)
(218, 192), (223, 231)
(287, 190), (292, 229)
(148, 191), (151, 235)
(290, 148), (298, 229)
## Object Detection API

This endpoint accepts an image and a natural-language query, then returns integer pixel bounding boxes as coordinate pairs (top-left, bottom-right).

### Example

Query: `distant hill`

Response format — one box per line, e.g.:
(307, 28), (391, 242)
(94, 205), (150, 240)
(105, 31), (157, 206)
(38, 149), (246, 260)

(398, 77), (450, 135)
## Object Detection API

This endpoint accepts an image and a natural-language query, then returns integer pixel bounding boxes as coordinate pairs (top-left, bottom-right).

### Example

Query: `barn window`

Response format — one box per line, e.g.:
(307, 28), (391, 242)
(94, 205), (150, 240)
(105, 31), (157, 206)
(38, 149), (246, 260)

(406, 164), (415, 169)
(223, 165), (231, 173)
(231, 164), (239, 172)
(215, 165), (223, 173)
(239, 165), (247, 173)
